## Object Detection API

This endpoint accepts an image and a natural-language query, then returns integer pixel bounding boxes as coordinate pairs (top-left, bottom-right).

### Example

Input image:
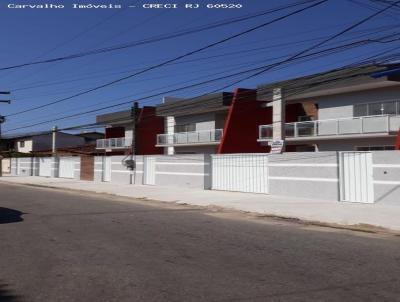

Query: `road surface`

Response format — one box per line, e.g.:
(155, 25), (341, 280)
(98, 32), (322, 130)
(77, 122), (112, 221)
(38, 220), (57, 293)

(0, 182), (399, 302)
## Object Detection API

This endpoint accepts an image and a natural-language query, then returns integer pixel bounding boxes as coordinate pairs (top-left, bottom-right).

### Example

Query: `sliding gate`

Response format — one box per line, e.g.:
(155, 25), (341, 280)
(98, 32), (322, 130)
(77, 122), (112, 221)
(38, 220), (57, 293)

(211, 154), (269, 194)
(339, 152), (374, 203)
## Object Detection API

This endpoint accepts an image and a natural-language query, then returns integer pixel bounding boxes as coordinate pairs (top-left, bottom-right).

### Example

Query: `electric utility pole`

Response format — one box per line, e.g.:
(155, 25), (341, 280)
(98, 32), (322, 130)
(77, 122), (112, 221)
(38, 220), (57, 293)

(0, 91), (11, 177)
(0, 91), (11, 137)
(131, 101), (139, 157)
(129, 101), (139, 184)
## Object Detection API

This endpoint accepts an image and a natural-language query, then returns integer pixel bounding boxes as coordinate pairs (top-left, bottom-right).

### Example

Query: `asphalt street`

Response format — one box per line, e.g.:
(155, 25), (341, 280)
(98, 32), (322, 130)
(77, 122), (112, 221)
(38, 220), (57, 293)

(0, 182), (399, 302)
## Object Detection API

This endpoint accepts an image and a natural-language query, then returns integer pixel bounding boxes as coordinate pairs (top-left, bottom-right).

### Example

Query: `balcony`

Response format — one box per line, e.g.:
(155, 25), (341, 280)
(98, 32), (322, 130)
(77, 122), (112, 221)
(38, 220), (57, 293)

(157, 129), (223, 146)
(96, 137), (131, 149)
(259, 115), (400, 141)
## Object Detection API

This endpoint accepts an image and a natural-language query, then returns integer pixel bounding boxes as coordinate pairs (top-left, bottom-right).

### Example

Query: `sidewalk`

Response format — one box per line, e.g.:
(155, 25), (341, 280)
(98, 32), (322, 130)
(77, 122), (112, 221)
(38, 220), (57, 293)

(1, 176), (400, 232)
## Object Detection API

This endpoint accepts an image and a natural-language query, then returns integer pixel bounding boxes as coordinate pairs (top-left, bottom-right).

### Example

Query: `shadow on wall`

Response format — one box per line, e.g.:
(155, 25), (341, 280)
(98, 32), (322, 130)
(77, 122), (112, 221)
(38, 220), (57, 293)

(0, 208), (24, 224)
(375, 185), (400, 203)
(0, 283), (21, 302)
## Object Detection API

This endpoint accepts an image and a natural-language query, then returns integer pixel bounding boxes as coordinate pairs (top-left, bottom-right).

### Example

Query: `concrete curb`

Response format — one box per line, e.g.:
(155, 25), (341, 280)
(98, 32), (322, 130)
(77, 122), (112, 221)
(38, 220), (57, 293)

(3, 180), (399, 236)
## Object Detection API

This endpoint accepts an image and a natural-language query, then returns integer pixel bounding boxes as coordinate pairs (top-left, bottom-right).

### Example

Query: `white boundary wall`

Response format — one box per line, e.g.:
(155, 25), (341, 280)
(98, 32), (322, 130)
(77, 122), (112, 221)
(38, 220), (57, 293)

(10, 156), (80, 179)
(94, 154), (211, 189)
(6, 151), (400, 204)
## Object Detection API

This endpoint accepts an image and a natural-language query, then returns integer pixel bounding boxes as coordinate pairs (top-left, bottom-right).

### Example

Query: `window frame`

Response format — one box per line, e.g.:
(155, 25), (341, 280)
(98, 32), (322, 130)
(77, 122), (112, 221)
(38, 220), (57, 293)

(353, 100), (400, 117)
(174, 123), (196, 133)
(355, 145), (395, 151)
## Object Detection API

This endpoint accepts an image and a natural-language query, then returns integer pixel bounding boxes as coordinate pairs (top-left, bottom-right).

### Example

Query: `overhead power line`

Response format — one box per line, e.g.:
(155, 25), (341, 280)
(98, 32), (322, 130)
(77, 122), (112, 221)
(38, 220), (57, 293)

(6, 34), (400, 134)
(10, 20), (400, 94)
(4, 29), (400, 133)
(212, 0), (400, 90)
(5, 0), (328, 118)
(0, 0), (318, 72)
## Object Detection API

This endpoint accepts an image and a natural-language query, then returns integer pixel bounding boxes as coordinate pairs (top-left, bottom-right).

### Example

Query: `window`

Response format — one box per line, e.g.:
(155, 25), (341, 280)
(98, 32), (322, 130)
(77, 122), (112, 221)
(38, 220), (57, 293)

(298, 115), (313, 122)
(382, 101), (397, 115)
(174, 123), (196, 133)
(19, 141), (25, 148)
(356, 146), (395, 151)
(354, 100), (400, 117)
(354, 104), (368, 117)
(369, 103), (383, 116)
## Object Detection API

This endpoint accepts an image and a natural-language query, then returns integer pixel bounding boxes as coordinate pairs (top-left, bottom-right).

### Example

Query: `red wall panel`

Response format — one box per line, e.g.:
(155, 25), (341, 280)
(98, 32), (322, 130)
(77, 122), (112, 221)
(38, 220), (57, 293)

(396, 131), (400, 150)
(218, 88), (307, 154)
(105, 127), (125, 139)
(136, 106), (164, 155)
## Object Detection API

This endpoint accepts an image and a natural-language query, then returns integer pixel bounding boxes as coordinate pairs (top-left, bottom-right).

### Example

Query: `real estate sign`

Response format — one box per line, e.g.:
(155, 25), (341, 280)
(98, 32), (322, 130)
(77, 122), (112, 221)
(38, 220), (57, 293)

(270, 140), (284, 154)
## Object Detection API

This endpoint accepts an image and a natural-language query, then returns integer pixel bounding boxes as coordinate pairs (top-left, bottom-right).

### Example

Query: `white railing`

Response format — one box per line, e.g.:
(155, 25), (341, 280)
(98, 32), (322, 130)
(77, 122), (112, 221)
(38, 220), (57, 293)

(157, 129), (223, 146)
(259, 115), (400, 140)
(96, 137), (131, 149)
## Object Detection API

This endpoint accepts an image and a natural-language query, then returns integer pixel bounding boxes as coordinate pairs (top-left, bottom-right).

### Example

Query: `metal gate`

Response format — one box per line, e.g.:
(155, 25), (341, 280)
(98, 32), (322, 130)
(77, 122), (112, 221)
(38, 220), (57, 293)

(59, 157), (75, 179)
(1, 158), (11, 174)
(39, 157), (52, 177)
(80, 156), (94, 181)
(143, 156), (156, 185)
(102, 157), (112, 182)
(211, 154), (269, 194)
(339, 152), (374, 203)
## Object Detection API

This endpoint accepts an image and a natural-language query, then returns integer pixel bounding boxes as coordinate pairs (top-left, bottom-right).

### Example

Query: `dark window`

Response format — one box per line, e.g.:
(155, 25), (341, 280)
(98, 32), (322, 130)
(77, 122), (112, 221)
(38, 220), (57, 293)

(369, 103), (383, 116)
(298, 115), (313, 122)
(356, 145), (395, 151)
(175, 124), (196, 133)
(19, 141), (25, 148)
(382, 101), (396, 115)
(354, 104), (368, 117)
(354, 100), (400, 117)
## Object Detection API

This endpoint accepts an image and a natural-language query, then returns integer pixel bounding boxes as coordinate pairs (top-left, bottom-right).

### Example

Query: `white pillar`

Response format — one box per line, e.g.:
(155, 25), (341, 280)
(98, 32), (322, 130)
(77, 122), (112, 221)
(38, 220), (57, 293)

(272, 88), (285, 141)
(165, 116), (175, 155)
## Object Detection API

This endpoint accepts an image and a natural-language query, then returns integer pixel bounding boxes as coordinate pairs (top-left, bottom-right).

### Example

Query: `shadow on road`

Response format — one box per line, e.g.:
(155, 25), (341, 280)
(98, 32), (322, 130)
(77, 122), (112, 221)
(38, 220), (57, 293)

(0, 208), (24, 224)
(0, 283), (20, 302)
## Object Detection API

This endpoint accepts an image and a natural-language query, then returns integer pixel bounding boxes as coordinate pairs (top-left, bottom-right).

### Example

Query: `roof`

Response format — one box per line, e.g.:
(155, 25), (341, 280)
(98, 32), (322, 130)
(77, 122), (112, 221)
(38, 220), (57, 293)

(96, 110), (133, 125)
(2, 131), (84, 140)
(33, 144), (101, 155)
(156, 92), (233, 117)
(76, 132), (104, 140)
(257, 64), (400, 101)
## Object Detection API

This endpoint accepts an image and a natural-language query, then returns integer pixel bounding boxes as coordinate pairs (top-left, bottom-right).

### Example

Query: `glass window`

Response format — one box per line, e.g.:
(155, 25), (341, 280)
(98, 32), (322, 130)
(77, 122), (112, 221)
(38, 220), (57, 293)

(175, 124), (195, 133)
(298, 115), (313, 122)
(369, 103), (383, 116)
(19, 141), (25, 148)
(354, 104), (368, 117)
(369, 146), (385, 151)
(382, 101), (396, 115)
(384, 146), (395, 150)
(355, 101), (400, 117)
(356, 146), (395, 151)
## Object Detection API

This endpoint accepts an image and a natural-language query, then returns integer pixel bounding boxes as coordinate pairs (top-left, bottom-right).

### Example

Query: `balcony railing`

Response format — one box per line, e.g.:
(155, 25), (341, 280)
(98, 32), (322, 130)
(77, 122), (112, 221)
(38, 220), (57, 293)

(96, 137), (131, 149)
(259, 115), (400, 140)
(157, 129), (223, 146)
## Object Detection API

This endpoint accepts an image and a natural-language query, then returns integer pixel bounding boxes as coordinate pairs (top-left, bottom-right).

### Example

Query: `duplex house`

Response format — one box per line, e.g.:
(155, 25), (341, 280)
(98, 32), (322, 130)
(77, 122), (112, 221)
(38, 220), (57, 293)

(95, 106), (164, 155)
(257, 64), (400, 152)
(155, 93), (232, 154)
(155, 91), (304, 154)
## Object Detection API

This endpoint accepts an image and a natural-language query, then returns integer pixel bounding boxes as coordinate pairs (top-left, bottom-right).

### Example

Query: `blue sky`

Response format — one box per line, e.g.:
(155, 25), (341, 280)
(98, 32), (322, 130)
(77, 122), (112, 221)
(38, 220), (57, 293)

(0, 0), (398, 135)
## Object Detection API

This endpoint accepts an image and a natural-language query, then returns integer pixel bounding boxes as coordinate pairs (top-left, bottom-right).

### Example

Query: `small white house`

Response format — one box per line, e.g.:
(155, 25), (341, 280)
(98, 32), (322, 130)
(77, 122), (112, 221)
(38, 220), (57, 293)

(4, 131), (86, 154)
